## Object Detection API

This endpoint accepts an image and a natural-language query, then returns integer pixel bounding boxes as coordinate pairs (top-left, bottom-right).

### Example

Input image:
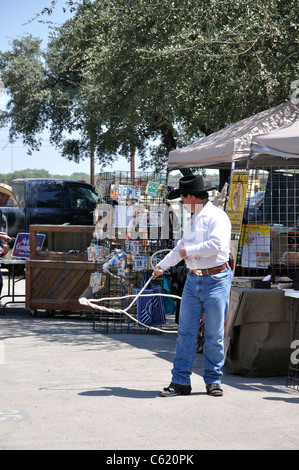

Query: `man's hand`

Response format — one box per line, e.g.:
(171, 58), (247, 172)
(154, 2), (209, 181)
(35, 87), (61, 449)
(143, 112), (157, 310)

(152, 264), (165, 279)
(0, 234), (11, 243)
(2, 243), (9, 255)
(179, 247), (188, 260)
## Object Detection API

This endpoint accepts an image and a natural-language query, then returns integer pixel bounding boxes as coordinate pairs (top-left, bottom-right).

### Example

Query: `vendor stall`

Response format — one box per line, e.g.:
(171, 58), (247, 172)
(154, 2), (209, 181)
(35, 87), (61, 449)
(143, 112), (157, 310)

(84, 171), (175, 333)
(167, 101), (299, 275)
(165, 100), (299, 379)
(167, 101), (299, 170)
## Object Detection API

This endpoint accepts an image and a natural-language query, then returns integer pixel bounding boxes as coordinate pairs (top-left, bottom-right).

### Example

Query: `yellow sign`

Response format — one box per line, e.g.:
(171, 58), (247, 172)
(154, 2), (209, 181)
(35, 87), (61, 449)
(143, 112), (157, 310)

(240, 224), (271, 268)
(227, 171), (249, 234)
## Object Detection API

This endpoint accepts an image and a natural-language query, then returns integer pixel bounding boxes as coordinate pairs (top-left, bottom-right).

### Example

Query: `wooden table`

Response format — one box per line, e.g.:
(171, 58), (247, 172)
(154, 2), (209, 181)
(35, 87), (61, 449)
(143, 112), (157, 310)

(283, 289), (299, 344)
(225, 287), (293, 377)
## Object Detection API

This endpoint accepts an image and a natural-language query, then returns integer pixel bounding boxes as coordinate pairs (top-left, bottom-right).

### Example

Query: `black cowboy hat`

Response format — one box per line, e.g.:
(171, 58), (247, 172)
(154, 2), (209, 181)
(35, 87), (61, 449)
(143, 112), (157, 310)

(168, 175), (216, 200)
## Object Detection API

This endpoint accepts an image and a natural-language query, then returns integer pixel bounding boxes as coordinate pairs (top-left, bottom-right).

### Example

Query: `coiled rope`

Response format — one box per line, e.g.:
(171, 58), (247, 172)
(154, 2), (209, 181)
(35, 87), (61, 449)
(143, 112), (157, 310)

(79, 249), (181, 333)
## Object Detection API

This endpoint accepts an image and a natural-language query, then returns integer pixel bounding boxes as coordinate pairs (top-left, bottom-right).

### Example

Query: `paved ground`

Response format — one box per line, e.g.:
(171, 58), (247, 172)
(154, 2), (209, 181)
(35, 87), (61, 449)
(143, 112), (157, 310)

(0, 274), (299, 451)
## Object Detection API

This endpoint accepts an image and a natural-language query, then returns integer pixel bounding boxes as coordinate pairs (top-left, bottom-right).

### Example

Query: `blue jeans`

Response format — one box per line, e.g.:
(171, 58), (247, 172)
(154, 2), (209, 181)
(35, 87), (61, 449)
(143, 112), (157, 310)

(171, 267), (233, 386)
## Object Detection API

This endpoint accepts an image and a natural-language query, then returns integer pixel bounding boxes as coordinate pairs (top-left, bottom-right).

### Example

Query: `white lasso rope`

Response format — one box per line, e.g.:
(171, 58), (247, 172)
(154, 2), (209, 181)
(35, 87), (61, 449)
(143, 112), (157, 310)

(79, 249), (181, 333)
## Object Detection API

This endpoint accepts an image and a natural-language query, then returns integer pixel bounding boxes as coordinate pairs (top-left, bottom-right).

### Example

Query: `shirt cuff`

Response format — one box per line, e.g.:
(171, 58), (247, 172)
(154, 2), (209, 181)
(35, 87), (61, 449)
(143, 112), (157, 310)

(185, 245), (201, 258)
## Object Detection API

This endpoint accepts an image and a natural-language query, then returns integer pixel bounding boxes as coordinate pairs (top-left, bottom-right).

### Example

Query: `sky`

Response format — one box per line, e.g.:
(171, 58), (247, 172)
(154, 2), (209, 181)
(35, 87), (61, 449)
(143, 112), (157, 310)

(0, 0), (141, 179)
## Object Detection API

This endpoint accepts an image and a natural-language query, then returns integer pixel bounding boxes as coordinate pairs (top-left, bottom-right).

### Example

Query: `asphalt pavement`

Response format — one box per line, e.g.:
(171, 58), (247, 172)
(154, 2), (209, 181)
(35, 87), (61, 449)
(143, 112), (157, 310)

(0, 272), (299, 451)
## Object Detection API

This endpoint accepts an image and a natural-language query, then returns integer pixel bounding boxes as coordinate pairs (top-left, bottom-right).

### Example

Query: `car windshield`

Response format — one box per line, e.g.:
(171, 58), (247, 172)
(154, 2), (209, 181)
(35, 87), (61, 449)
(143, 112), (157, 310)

(249, 191), (264, 207)
(68, 184), (98, 210)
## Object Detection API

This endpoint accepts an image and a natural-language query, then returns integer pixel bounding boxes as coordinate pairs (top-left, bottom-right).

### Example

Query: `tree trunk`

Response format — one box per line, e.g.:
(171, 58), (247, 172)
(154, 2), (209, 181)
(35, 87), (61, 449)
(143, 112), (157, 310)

(160, 124), (193, 176)
(130, 143), (135, 178)
(90, 145), (95, 186)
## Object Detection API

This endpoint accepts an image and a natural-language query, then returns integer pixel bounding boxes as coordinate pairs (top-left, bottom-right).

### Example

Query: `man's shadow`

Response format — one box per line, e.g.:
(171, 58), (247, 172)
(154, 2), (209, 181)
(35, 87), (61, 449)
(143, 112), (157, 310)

(79, 387), (203, 399)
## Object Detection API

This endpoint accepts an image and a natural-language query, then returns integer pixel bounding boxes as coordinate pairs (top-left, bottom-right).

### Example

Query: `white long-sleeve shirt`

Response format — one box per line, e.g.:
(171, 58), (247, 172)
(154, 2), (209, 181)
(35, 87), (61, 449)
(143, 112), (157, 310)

(159, 201), (231, 271)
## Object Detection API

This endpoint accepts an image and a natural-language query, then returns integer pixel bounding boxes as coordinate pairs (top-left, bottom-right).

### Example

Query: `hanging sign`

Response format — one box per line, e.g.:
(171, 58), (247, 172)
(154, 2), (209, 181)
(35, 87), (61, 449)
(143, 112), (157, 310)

(227, 171), (249, 234)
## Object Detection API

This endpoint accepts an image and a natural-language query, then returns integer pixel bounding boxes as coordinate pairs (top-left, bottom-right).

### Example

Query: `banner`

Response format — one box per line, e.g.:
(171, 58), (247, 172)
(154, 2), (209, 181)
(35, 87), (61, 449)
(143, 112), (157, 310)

(227, 171), (249, 234)
(240, 224), (271, 268)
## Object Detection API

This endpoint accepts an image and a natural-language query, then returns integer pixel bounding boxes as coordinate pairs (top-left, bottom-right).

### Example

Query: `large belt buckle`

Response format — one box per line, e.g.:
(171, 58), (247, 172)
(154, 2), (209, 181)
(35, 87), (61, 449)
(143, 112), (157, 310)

(195, 269), (203, 276)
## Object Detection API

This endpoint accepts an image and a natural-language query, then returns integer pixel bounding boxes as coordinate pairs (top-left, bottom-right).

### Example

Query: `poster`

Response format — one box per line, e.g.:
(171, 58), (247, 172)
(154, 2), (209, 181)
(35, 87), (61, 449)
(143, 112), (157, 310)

(240, 224), (271, 268)
(227, 171), (249, 234)
(11, 233), (46, 259)
(132, 254), (148, 271)
(125, 240), (143, 254)
(110, 183), (140, 199)
(95, 177), (107, 198)
(146, 182), (159, 196)
(115, 205), (133, 227)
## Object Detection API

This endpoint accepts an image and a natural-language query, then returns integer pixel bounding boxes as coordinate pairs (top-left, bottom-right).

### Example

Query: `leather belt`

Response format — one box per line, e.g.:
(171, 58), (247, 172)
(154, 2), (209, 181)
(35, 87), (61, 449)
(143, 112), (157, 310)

(190, 262), (229, 276)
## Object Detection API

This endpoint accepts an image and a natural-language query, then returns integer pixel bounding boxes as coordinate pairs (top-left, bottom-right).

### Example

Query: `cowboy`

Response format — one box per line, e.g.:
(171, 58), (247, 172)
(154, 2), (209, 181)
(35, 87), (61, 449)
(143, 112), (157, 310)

(153, 175), (232, 397)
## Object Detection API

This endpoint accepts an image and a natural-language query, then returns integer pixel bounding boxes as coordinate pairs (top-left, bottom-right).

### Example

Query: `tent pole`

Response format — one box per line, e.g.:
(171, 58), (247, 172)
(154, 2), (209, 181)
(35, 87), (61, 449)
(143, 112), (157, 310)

(246, 150), (252, 170)
(166, 168), (170, 187)
(228, 161), (235, 192)
(223, 162), (235, 213)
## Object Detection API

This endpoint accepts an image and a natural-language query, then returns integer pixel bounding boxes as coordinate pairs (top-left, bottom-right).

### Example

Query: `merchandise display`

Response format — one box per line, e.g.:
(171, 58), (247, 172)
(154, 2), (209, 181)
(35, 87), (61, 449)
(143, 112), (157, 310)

(87, 171), (179, 333)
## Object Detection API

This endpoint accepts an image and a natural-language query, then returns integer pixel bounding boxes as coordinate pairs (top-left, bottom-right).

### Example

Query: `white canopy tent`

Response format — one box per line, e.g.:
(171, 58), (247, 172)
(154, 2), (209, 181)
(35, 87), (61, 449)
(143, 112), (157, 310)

(251, 119), (299, 162)
(167, 101), (299, 170)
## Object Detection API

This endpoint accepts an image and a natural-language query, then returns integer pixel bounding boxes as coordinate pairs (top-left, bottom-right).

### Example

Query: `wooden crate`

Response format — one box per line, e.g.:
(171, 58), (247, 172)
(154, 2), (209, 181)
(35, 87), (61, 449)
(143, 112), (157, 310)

(29, 224), (95, 261)
(26, 260), (95, 312)
(26, 225), (96, 313)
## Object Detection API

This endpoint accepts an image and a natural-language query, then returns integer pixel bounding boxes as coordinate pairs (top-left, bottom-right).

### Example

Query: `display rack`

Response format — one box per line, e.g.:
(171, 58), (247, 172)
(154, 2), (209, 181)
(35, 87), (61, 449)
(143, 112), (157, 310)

(236, 165), (299, 277)
(89, 171), (175, 333)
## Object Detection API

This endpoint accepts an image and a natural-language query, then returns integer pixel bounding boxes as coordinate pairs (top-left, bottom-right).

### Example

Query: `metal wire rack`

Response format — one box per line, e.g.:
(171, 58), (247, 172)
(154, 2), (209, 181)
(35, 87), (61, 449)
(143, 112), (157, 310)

(91, 171), (173, 333)
(91, 264), (167, 334)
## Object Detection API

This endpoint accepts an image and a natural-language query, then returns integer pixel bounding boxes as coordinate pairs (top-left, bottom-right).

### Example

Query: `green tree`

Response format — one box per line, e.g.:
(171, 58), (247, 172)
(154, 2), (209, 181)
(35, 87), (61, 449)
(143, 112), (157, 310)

(0, 36), (48, 151)
(0, 169), (90, 185)
(0, 0), (298, 179)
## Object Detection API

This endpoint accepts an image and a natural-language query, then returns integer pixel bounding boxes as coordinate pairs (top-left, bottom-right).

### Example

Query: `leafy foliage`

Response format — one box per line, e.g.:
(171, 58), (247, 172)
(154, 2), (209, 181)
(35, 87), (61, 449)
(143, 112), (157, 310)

(0, 168), (90, 185)
(0, 0), (298, 173)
